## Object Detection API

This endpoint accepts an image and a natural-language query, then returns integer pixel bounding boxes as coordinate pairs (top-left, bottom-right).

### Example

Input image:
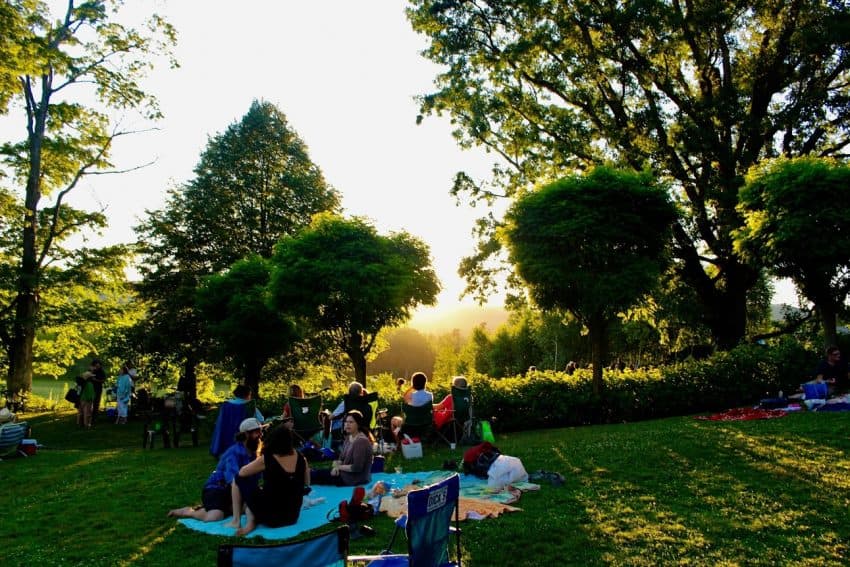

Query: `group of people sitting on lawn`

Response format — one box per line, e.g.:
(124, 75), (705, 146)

(168, 408), (374, 535)
(170, 371), (469, 535)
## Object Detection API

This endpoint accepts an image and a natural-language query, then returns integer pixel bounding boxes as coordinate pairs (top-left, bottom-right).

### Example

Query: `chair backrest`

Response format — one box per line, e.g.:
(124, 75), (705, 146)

(803, 382), (828, 400)
(289, 395), (323, 434)
(450, 386), (472, 423)
(402, 401), (434, 428)
(0, 421), (28, 457)
(405, 473), (461, 567)
(344, 391), (378, 429)
(218, 525), (349, 567)
(209, 401), (253, 458)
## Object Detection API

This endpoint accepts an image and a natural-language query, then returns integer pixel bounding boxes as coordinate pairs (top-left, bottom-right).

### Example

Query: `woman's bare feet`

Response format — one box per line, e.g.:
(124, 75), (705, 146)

(167, 507), (191, 518)
(236, 521), (255, 536)
(224, 518), (241, 529)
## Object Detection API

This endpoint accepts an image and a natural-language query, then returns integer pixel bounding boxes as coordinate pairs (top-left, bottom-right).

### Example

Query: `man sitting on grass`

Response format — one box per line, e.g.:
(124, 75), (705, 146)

(167, 418), (263, 523)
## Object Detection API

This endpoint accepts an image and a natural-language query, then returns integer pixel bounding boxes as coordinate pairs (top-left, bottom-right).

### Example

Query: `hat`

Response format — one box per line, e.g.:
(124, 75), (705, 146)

(239, 418), (263, 433)
(0, 407), (14, 423)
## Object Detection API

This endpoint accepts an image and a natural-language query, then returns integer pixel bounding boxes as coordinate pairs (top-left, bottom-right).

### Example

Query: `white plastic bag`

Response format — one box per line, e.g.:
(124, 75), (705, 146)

(487, 454), (528, 489)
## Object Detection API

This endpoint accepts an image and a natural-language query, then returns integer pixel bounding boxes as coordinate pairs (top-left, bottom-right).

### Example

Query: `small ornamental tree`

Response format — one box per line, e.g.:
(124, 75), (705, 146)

(735, 157), (850, 347)
(268, 214), (440, 385)
(504, 167), (676, 394)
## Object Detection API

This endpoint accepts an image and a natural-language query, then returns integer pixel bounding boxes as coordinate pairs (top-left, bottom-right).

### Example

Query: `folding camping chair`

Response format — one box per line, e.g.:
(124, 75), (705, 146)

(218, 525), (350, 567)
(343, 391), (379, 431)
(349, 473), (462, 567)
(0, 421), (29, 459)
(435, 386), (472, 448)
(401, 401), (435, 444)
(289, 394), (323, 444)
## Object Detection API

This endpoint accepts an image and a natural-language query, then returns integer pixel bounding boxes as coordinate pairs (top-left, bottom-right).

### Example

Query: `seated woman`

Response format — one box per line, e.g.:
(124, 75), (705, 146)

(233, 425), (309, 536)
(311, 410), (373, 486)
(403, 372), (433, 407)
(433, 375), (468, 430)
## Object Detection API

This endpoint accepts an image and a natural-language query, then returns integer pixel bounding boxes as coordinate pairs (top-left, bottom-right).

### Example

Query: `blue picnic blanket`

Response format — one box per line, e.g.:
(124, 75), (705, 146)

(178, 471), (450, 540)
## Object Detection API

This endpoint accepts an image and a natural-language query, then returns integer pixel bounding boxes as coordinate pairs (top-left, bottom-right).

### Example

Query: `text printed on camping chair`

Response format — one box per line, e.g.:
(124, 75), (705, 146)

(427, 485), (448, 513)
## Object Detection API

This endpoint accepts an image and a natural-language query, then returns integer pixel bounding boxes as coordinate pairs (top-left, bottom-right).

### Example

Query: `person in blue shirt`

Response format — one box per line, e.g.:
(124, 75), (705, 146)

(168, 418), (264, 522)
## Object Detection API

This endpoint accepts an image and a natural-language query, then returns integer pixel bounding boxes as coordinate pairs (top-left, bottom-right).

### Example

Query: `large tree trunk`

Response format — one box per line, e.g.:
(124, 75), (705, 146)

(815, 300), (839, 349)
(588, 315), (608, 397)
(243, 358), (262, 399)
(8, 75), (50, 400)
(350, 350), (367, 387)
(675, 225), (757, 350)
(176, 355), (198, 400)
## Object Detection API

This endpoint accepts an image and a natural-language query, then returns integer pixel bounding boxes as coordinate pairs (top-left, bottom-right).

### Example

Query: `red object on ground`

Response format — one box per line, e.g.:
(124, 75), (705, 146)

(694, 407), (787, 421)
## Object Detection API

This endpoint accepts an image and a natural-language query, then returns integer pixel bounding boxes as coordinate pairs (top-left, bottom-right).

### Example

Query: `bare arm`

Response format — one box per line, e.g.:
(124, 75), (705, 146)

(238, 455), (266, 477)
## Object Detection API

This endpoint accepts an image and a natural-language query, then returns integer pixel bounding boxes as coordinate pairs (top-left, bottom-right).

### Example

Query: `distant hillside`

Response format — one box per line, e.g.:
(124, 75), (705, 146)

(407, 304), (509, 336)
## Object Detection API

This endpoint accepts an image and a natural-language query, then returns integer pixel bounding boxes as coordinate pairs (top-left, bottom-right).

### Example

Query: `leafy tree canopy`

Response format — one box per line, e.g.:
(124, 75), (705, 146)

(269, 214), (440, 384)
(408, 0), (850, 349)
(503, 166), (676, 390)
(196, 255), (298, 395)
(735, 156), (850, 346)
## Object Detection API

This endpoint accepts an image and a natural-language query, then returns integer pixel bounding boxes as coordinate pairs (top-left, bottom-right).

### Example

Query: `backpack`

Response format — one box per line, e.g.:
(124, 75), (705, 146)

(462, 441), (501, 478)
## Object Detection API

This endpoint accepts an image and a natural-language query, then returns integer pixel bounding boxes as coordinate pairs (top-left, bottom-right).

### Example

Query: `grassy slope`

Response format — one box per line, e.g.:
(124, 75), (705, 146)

(1, 409), (848, 566)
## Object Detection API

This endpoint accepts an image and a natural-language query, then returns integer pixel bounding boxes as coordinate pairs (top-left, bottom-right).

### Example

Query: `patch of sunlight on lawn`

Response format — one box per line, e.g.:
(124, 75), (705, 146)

(118, 524), (177, 566)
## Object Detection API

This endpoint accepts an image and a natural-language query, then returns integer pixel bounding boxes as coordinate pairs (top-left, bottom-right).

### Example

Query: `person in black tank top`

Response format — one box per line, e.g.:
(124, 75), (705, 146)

(234, 425), (309, 535)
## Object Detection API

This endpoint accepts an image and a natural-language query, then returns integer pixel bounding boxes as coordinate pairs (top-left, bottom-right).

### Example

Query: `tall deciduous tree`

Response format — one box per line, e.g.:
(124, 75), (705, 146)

(269, 214), (440, 385)
(735, 157), (850, 347)
(503, 167), (676, 394)
(135, 100), (339, 394)
(408, 0), (850, 350)
(196, 256), (298, 395)
(0, 0), (176, 397)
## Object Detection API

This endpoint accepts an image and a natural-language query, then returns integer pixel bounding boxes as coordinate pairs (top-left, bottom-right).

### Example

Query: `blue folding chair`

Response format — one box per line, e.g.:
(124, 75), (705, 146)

(217, 525), (349, 567)
(350, 473), (462, 567)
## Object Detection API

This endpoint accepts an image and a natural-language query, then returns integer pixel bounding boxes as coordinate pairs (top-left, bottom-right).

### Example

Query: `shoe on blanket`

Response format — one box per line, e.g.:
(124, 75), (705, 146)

(338, 500), (349, 523)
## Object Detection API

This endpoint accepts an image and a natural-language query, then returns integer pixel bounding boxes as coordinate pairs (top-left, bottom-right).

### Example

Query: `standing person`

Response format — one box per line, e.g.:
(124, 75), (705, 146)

(814, 345), (849, 394)
(233, 425), (309, 535)
(312, 410), (374, 486)
(403, 372), (433, 407)
(168, 418), (264, 523)
(89, 359), (107, 421)
(115, 364), (134, 425)
(77, 371), (95, 428)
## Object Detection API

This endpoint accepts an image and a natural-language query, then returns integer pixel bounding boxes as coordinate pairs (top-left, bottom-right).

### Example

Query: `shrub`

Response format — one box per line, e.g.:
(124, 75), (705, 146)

(465, 341), (816, 431)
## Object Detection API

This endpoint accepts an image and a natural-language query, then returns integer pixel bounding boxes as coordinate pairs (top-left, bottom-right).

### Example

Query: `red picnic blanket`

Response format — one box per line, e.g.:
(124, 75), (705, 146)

(695, 407), (787, 421)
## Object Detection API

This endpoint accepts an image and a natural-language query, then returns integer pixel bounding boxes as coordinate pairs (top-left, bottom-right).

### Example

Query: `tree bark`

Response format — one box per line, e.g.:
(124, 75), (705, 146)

(9, 75), (48, 397)
(588, 315), (608, 397)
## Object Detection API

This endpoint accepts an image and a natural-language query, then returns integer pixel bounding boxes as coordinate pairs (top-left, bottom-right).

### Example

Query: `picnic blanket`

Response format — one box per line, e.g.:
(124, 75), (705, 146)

(379, 473), (537, 521)
(177, 471), (535, 540)
(694, 407), (788, 421)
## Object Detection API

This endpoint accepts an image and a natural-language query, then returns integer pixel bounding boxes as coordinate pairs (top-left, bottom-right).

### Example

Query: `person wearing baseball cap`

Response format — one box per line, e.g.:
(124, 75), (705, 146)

(168, 418), (263, 523)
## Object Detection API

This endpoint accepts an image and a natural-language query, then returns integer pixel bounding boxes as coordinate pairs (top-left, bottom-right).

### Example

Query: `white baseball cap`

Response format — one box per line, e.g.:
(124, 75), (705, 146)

(239, 418), (263, 433)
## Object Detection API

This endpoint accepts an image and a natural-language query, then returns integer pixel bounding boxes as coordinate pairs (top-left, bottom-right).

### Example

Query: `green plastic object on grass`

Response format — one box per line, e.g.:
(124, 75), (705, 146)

(480, 420), (495, 443)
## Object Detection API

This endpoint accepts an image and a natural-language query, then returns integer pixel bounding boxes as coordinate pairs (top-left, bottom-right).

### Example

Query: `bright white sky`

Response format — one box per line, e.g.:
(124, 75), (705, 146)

(4, 1), (798, 323)
(45, 1), (507, 322)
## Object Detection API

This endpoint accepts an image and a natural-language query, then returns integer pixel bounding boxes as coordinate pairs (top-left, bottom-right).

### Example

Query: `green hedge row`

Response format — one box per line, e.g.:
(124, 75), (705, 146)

(255, 340), (817, 433)
(466, 340), (816, 432)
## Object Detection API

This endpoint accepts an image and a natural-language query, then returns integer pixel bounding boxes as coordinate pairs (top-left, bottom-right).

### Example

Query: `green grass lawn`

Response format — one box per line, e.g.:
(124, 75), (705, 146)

(1, 408), (848, 566)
